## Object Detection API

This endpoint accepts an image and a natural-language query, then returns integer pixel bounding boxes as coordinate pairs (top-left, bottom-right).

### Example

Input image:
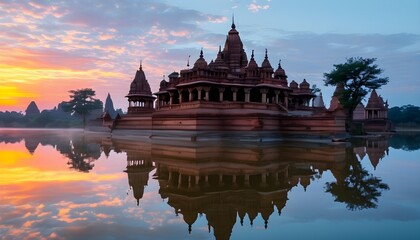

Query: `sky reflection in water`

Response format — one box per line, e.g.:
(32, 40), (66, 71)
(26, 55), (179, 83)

(0, 129), (419, 240)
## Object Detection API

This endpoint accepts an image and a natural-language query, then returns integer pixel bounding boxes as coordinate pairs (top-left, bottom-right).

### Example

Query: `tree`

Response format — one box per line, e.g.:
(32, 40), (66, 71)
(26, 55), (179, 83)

(62, 88), (103, 129)
(311, 84), (321, 95)
(324, 57), (389, 121)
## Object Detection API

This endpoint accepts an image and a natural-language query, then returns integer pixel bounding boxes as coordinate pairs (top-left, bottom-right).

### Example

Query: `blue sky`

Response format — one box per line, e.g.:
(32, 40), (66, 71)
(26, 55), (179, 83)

(0, 0), (419, 111)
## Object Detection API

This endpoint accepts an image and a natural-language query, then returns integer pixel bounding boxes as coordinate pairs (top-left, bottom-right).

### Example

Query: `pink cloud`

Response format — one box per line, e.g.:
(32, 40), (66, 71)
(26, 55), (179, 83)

(0, 47), (99, 70)
(248, 0), (270, 12)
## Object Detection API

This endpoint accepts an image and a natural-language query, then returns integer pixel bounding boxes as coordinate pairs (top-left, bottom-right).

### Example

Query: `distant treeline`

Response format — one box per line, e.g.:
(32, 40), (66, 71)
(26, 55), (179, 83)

(0, 105), (82, 128)
(388, 105), (420, 128)
(1, 92), (124, 128)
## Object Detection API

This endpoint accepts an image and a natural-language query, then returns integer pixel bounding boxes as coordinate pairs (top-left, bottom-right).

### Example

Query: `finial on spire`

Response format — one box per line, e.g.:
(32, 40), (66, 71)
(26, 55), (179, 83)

(251, 49), (254, 59)
(139, 60), (142, 70)
(187, 55), (190, 67)
(200, 48), (203, 58)
(231, 13), (236, 29)
(218, 45), (221, 53)
(265, 48), (268, 59)
(278, 59), (282, 68)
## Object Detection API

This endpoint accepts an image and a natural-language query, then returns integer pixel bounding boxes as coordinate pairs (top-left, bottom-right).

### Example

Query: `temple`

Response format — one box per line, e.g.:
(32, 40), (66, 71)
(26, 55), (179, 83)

(112, 21), (346, 137)
(353, 89), (393, 132)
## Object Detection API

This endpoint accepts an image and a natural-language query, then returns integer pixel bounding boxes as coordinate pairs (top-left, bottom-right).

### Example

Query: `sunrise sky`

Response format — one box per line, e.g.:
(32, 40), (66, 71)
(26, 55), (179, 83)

(0, 0), (419, 112)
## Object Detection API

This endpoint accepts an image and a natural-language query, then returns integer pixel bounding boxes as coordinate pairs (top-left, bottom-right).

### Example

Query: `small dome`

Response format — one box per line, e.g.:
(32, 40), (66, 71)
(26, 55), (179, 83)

(246, 50), (258, 69)
(212, 46), (229, 70)
(168, 71), (179, 78)
(261, 49), (273, 69)
(274, 60), (286, 77)
(160, 79), (168, 89)
(193, 49), (208, 69)
(299, 79), (310, 89)
(290, 80), (298, 89)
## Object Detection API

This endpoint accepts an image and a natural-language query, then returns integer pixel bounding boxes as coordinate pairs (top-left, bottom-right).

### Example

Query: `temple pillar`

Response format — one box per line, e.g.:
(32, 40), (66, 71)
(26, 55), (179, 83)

(219, 174), (223, 185)
(231, 87), (238, 102)
(260, 88), (268, 103)
(261, 173), (267, 186)
(204, 87), (210, 101)
(244, 174), (250, 186)
(188, 88), (193, 102)
(168, 171), (173, 183)
(274, 90), (280, 104)
(178, 91), (182, 104)
(205, 175), (209, 187)
(195, 175), (199, 185)
(244, 88), (251, 103)
(219, 88), (225, 102)
(188, 175), (192, 188)
(178, 173), (182, 188)
(169, 92), (174, 105)
(197, 87), (203, 100)
(284, 95), (288, 109)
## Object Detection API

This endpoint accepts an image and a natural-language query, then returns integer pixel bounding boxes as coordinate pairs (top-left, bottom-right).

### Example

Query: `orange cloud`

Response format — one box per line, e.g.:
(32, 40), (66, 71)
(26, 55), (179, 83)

(0, 45), (125, 111)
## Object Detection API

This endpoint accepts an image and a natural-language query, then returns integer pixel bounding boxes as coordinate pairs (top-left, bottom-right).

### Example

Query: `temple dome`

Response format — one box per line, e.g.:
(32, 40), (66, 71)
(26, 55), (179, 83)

(212, 46), (229, 70)
(245, 50), (258, 69)
(366, 89), (386, 109)
(160, 78), (168, 90)
(299, 79), (310, 89)
(274, 60), (286, 78)
(261, 49), (273, 70)
(290, 80), (298, 89)
(128, 63), (152, 97)
(193, 49), (208, 69)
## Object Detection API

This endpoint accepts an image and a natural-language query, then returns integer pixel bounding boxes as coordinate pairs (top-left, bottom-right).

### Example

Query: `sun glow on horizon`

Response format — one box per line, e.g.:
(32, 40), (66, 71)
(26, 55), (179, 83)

(0, 63), (127, 111)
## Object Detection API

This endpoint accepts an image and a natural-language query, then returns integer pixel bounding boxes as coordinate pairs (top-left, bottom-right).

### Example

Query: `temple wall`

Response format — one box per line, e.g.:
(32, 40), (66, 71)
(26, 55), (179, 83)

(113, 115), (153, 130)
(277, 115), (346, 134)
(152, 114), (282, 131)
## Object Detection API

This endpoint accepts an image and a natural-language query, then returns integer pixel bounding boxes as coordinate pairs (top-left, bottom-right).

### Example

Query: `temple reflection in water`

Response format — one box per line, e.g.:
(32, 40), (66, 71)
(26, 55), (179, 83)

(98, 135), (390, 240)
(0, 129), (398, 240)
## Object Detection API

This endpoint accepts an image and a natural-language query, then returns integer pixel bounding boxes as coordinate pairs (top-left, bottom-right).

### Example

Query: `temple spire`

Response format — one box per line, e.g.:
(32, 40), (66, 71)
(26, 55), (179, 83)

(231, 14), (236, 29)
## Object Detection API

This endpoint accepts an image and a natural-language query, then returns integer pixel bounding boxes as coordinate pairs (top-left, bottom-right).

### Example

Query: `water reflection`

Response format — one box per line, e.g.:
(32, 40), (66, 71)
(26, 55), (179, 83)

(325, 148), (390, 211)
(0, 129), (102, 172)
(1, 129), (416, 239)
(101, 136), (391, 239)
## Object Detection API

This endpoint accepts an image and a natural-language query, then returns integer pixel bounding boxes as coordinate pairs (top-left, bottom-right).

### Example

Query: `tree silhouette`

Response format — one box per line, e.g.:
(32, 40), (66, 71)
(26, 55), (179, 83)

(62, 88), (103, 129)
(325, 148), (389, 211)
(324, 57), (388, 123)
(63, 136), (101, 172)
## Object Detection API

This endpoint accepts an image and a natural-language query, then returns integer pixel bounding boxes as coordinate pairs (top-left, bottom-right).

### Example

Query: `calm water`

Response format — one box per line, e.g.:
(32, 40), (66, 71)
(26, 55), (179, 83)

(0, 129), (419, 240)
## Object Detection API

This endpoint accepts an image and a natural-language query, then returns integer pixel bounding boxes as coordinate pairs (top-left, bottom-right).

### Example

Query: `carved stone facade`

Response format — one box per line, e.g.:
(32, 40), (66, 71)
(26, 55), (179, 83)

(112, 21), (346, 135)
